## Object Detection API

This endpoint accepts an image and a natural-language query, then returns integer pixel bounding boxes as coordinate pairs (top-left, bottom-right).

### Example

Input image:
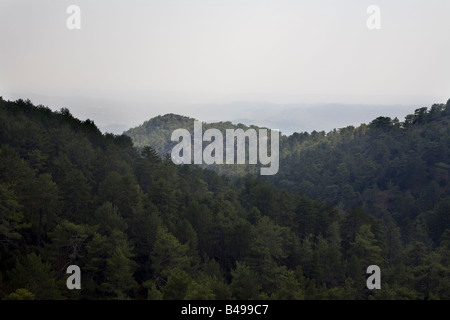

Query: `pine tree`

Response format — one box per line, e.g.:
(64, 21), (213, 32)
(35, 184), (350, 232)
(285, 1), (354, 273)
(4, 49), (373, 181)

(102, 246), (137, 299)
(230, 261), (261, 300)
(7, 252), (62, 299)
(150, 227), (192, 278)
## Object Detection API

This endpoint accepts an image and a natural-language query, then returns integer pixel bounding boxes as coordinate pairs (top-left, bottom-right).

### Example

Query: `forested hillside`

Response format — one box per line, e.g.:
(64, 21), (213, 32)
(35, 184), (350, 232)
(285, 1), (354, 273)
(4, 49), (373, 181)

(273, 101), (450, 247)
(125, 100), (450, 248)
(124, 114), (265, 176)
(1, 97), (450, 300)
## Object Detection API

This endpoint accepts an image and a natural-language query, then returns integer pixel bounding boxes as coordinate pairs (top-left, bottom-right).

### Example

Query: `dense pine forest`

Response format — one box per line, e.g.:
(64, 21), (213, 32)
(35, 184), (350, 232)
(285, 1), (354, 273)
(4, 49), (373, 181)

(1, 96), (450, 300)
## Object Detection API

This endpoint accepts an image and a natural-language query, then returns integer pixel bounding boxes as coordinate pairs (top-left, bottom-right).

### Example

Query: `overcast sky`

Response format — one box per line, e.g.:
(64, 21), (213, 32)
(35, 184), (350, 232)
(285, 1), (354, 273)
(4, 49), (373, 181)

(1, 0), (449, 131)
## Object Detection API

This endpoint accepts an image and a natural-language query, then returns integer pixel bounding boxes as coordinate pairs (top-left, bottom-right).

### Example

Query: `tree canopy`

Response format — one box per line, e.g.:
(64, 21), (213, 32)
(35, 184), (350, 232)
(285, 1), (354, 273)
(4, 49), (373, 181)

(1, 96), (450, 300)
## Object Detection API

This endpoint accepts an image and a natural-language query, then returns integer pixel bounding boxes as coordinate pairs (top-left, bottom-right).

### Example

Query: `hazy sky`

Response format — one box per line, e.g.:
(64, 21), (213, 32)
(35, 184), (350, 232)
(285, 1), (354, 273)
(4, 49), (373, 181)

(1, 0), (449, 130)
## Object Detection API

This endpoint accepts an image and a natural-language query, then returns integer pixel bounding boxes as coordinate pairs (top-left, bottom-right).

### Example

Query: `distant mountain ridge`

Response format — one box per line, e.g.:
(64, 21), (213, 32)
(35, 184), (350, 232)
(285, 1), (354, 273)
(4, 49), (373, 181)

(178, 101), (424, 135)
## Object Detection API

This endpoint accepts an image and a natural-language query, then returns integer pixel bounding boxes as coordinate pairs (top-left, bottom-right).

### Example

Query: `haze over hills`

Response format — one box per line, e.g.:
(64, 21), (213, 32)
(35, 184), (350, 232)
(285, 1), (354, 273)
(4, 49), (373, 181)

(0, 92), (428, 135)
(2, 0), (450, 302)
(184, 102), (424, 136)
(2, 96), (450, 300)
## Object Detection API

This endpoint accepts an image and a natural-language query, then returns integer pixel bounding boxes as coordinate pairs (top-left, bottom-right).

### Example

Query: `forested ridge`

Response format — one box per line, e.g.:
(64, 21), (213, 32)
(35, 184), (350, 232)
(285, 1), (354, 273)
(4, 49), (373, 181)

(1, 96), (450, 300)
(124, 114), (264, 176)
(126, 100), (450, 248)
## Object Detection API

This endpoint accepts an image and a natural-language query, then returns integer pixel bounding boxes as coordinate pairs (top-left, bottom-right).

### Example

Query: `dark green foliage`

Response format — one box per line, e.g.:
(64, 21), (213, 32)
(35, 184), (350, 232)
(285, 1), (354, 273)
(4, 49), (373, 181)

(1, 97), (450, 300)
(6, 253), (62, 300)
(272, 103), (450, 238)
